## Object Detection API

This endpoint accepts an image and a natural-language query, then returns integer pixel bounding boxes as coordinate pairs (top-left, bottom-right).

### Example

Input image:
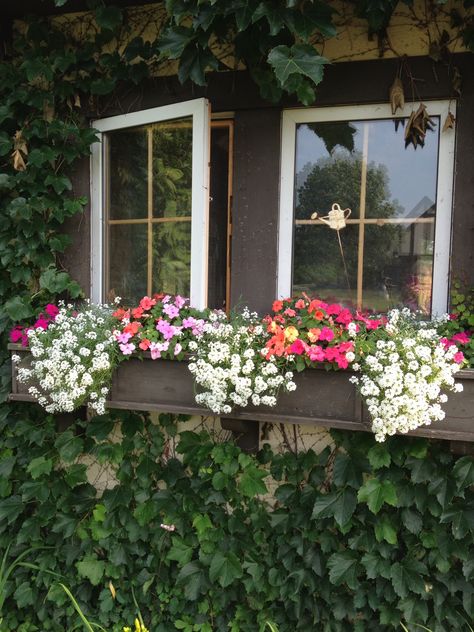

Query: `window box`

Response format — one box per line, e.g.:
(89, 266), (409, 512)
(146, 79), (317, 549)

(9, 344), (474, 442)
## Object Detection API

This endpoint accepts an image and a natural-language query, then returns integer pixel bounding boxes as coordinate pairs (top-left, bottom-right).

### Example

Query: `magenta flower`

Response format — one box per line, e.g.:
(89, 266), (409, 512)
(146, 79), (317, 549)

(335, 309), (353, 326)
(454, 351), (465, 364)
(451, 331), (470, 344)
(45, 304), (59, 318)
(10, 326), (24, 344)
(119, 342), (135, 355)
(290, 339), (306, 355)
(319, 327), (335, 342)
(308, 345), (325, 362)
(34, 317), (50, 330)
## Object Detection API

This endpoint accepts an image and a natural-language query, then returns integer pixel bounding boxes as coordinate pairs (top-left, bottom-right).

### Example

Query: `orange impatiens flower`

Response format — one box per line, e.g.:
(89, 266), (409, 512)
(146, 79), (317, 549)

(307, 327), (321, 343)
(132, 307), (144, 319)
(124, 321), (141, 335)
(272, 300), (284, 313)
(139, 296), (156, 311)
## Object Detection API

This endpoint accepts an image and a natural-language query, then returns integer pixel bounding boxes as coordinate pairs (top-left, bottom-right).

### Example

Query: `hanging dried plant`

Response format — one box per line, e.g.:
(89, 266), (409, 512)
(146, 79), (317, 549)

(389, 76), (405, 115)
(443, 110), (456, 132)
(11, 130), (28, 171)
(404, 103), (435, 149)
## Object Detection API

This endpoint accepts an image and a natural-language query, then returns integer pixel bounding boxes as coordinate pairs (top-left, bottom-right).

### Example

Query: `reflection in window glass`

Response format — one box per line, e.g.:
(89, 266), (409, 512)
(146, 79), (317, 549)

(104, 117), (193, 304)
(292, 117), (440, 314)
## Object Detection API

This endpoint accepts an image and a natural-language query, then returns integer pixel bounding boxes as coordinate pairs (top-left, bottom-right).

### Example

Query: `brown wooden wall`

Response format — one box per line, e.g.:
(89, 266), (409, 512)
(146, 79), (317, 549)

(64, 53), (474, 313)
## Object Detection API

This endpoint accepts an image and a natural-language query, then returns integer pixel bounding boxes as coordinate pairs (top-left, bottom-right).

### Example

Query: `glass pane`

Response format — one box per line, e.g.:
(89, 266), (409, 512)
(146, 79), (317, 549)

(152, 221), (191, 296)
(153, 117), (193, 218)
(292, 224), (358, 307)
(107, 223), (147, 304)
(363, 222), (435, 314)
(107, 127), (148, 220)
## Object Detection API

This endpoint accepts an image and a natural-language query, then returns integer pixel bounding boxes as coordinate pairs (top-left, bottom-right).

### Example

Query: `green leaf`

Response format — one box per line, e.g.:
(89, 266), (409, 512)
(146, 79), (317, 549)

(176, 562), (206, 601)
(14, 581), (35, 608)
(64, 464), (88, 487)
(39, 267), (82, 297)
(158, 26), (194, 58)
(55, 431), (83, 462)
(167, 538), (193, 566)
(333, 453), (361, 488)
(312, 489), (356, 527)
(0, 456), (16, 478)
(133, 500), (157, 526)
(375, 516), (398, 544)
(268, 44), (328, 87)
(239, 465), (267, 497)
(390, 559), (426, 598)
(0, 495), (23, 523)
(76, 555), (106, 586)
(401, 508), (423, 535)
(4, 296), (34, 321)
(27, 456), (53, 480)
(209, 551), (243, 588)
(361, 551), (391, 580)
(452, 456), (474, 491)
(367, 444), (391, 469)
(327, 551), (360, 589)
(357, 477), (398, 514)
(0, 132), (11, 157)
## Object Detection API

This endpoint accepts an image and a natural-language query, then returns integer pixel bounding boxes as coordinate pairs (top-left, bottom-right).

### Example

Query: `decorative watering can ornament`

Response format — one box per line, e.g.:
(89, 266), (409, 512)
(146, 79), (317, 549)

(310, 203), (352, 290)
(310, 203), (351, 229)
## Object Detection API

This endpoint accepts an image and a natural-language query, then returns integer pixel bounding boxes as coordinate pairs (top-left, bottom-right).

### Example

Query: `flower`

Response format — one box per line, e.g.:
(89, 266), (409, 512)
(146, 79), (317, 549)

(272, 300), (283, 312)
(319, 327), (335, 342)
(283, 326), (298, 343)
(44, 304), (59, 318)
(163, 303), (180, 319)
(139, 296), (156, 311)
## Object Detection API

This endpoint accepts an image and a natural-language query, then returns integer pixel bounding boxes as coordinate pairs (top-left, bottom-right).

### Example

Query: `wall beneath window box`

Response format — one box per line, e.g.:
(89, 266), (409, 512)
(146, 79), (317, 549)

(9, 344), (474, 443)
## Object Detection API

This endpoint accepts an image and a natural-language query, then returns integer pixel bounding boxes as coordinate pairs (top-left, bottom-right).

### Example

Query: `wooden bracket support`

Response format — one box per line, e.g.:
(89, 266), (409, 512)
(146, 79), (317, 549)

(221, 418), (259, 453)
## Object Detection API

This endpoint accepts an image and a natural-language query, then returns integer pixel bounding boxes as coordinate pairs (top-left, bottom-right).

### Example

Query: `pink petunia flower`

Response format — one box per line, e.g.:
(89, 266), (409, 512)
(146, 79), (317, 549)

(335, 309), (353, 326)
(308, 345), (325, 362)
(451, 331), (470, 345)
(119, 342), (135, 355)
(454, 351), (465, 364)
(10, 326), (24, 344)
(174, 342), (183, 355)
(44, 304), (59, 318)
(295, 299), (306, 309)
(326, 304), (343, 316)
(290, 339), (307, 355)
(174, 295), (187, 309)
(163, 303), (180, 319)
(115, 331), (132, 344)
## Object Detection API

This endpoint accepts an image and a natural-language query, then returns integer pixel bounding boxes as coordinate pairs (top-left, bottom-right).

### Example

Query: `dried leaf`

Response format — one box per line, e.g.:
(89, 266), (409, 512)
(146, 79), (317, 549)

(74, 94), (81, 108)
(404, 103), (434, 149)
(12, 149), (26, 171)
(108, 581), (116, 599)
(11, 131), (28, 171)
(443, 111), (456, 132)
(389, 77), (405, 115)
(43, 100), (55, 122)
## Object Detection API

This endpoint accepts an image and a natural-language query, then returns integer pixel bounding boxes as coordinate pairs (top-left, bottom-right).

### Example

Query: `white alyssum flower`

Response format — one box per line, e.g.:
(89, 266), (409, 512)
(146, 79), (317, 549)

(351, 308), (462, 442)
(188, 310), (294, 415)
(16, 301), (119, 415)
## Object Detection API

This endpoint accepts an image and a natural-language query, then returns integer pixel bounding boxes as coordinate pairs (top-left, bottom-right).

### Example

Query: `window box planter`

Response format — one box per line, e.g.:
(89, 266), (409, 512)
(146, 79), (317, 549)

(9, 344), (474, 441)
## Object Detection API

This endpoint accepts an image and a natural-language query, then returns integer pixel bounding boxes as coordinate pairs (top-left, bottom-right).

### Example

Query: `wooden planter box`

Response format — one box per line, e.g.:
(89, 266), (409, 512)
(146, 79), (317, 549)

(9, 344), (474, 441)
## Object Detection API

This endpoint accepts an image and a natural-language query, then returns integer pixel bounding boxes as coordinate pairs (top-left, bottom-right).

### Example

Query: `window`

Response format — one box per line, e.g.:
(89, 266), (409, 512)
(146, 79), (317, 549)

(278, 101), (456, 316)
(91, 99), (210, 308)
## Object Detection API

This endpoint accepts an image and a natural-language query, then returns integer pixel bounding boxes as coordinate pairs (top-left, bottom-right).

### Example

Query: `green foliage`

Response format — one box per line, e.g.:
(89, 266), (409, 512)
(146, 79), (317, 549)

(0, 410), (473, 631)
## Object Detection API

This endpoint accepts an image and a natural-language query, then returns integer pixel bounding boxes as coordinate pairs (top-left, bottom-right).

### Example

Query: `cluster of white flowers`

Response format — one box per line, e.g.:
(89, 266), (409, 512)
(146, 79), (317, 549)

(188, 309), (296, 415)
(14, 301), (118, 415)
(350, 308), (463, 442)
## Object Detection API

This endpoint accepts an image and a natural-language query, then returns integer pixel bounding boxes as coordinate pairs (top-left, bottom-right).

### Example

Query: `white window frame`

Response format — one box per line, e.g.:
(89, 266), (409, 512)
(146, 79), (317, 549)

(277, 100), (456, 316)
(91, 98), (210, 308)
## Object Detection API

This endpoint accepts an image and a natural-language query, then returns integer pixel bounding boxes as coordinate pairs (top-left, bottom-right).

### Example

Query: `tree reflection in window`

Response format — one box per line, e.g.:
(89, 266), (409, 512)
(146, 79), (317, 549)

(292, 117), (439, 314)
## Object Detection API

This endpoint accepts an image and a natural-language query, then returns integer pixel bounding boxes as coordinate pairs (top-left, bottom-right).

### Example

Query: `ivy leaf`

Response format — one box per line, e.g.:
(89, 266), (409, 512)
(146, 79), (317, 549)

(4, 296), (34, 321)
(375, 516), (398, 544)
(178, 46), (218, 86)
(209, 551), (243, 588)
(158, 26), (195, 58)
(333, 453), (362, 488)
(390, 559), (426, 598)
(401, 508), (423, 535)
(268, 44), (328, 87)
(55, 431), (83, 463)
(312, 489), (356, 527)
(0, 456), (16, 478)
(0, 495), (23, 523)
(357, 477), (398, 514)
(367, 444), (391, 469)
(76, 555), (106, 586)
(64, 464), (87, 488)
(14, 581), (35, 608)
(27, 456), (53, 480)
(95, 6), (123, 31)
(133, 500), (157, 526)
(167, 538), (194, 566)
(0, 132), (11, 157)
(361, 551), (391, 580)
(327, 551), (360, 590)
(176, 562), (206, 601)
(39, 267), (82, 297)
(452, 456), (474, 491)
(239, 465), (267, 497)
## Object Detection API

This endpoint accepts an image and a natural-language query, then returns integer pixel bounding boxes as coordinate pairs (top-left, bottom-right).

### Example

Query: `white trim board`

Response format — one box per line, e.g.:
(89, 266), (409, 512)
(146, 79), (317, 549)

(277, 100), (456, 316)
(90, 98), (210, 308)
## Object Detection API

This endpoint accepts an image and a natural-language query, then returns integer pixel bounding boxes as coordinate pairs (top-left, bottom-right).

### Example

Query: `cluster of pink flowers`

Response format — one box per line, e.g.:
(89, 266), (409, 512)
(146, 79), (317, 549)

(112, 294), (206, 360)
(10, 304), (59, 346)
(441, 330), (470, 365)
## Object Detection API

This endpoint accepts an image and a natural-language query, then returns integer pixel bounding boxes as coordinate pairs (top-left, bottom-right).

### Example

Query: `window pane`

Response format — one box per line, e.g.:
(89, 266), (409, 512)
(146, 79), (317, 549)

(153, 118), (193, 218)
(363, 222), (435, 314)
(293, 224), (358, 306)
(107, 223), (147, 304)
(107, 128), (148, 220)
(152, 221), (191, 296)
(293, 114), (440, 313)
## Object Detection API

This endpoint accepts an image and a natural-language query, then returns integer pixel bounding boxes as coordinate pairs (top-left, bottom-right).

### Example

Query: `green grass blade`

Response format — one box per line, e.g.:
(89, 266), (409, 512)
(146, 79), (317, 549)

(60, 583), (95, 632)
